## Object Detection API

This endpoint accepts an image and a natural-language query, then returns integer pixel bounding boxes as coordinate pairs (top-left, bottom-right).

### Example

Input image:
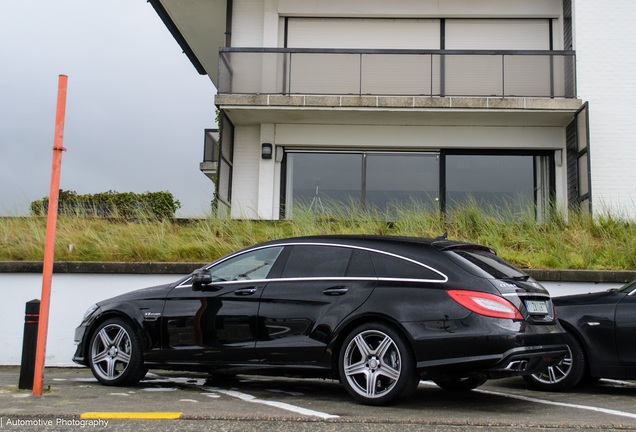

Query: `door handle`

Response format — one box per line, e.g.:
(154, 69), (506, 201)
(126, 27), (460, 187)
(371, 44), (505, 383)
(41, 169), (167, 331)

(323, 286), (348, 296)
(234, 287), (258, 296)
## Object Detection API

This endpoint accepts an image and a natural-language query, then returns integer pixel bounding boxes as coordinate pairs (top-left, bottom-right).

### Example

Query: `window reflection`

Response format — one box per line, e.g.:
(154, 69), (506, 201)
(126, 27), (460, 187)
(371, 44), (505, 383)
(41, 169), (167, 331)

(366, 153), (438, 213)
(286, 153), (361, 216)
(445, 155), (536, 215)
(285, 151), (550, 219)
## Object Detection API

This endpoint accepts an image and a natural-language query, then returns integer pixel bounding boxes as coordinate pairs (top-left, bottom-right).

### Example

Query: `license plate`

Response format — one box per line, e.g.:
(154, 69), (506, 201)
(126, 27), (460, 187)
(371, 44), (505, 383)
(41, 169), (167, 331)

(525, 300), (549, 314)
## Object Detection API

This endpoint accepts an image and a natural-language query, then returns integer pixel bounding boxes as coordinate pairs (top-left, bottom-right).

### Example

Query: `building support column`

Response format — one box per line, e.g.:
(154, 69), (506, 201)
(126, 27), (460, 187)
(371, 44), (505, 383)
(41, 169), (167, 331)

(257, 124), (278, 219)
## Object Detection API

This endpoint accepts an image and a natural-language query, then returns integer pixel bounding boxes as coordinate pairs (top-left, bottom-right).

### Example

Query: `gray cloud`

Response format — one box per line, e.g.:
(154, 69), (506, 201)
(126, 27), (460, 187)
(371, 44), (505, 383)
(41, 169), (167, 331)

(0, 0), (216, 216)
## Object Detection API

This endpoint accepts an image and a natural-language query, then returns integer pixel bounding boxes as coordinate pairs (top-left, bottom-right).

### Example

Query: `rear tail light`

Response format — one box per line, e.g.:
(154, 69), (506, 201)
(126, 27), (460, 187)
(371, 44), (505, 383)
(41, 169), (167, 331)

(447, 290), (523, 320)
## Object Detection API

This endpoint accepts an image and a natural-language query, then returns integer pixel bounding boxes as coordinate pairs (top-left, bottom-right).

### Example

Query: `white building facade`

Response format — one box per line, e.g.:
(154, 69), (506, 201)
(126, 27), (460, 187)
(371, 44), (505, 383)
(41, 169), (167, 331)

(150, 0), (636, 220)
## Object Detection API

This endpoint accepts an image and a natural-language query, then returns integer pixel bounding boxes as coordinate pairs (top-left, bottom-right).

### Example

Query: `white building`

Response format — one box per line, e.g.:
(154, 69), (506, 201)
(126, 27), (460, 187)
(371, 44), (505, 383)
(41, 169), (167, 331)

(149, 0), (636, 220)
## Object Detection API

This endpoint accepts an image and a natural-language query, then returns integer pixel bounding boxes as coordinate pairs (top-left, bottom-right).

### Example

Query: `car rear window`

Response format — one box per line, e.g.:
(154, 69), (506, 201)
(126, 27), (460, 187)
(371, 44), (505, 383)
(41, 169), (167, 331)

(449, 249), (527, 279)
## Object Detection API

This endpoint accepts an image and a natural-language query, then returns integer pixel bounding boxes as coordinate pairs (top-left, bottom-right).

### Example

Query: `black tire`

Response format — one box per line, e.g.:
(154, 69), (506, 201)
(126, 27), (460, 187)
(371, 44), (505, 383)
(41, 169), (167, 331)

(88, 317), (146, 386)
(434, 375), (487, 392)
(523, 330), (585, 391)
(338, 322), (418, 405)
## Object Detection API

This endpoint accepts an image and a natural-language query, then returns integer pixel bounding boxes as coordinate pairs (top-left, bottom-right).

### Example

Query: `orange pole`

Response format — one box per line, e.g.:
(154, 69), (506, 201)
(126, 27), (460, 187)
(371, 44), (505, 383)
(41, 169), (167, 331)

(33, 75), (68, 396)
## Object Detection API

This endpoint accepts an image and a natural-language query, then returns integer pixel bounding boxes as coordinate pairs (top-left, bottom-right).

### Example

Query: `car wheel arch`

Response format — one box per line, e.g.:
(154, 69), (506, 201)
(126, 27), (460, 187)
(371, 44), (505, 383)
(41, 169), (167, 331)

(558, 321), (591, 375)
(84, 310), (150, 359)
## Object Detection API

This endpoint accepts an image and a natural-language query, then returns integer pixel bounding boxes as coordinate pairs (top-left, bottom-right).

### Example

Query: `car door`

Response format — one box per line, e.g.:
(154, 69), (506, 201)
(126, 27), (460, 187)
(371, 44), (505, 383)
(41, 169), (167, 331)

(256, 245), (377, 364)
(615, 282), (636, 364)
(160, 246), (284, 364)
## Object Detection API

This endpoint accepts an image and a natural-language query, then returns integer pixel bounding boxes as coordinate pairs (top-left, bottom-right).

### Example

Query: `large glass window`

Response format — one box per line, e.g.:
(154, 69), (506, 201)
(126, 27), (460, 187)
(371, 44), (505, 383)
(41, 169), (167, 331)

(445, 154), (540, 215)
(286, 151), (438, 217)
(286, 153), (362, 215)
(365, 153), (438, 212)
(284, 151), (552, 219)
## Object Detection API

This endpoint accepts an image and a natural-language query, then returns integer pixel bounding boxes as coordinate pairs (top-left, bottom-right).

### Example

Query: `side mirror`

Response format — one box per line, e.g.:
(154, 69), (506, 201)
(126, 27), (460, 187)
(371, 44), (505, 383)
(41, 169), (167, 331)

(192, 269), (212, 291)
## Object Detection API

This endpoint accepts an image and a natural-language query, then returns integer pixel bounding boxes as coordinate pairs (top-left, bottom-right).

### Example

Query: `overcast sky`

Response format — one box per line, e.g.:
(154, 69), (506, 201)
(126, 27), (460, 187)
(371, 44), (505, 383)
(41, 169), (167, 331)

(0, 0), (216, 217)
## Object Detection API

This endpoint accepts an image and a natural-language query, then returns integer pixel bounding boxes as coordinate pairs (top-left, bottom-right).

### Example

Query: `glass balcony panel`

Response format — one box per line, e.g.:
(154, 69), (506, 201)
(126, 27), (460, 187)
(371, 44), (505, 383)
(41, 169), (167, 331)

(218, 49), (575, 98)
(504, 55), (551, 97)
(289, 53), (360, 94)
(361, 54), (432, 96)
(443, 55), (503, 97)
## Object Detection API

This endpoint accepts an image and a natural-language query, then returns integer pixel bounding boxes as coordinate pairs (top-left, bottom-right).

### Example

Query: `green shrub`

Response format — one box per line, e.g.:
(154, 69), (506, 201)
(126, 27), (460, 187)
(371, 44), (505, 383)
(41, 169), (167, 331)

(30, 190), (181, 220)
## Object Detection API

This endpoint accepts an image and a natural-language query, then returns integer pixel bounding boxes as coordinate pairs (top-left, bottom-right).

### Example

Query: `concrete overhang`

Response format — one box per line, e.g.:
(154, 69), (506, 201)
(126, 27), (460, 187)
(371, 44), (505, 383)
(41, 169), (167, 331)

(216, 95), (583, 127)
(148, 0), (226, 85)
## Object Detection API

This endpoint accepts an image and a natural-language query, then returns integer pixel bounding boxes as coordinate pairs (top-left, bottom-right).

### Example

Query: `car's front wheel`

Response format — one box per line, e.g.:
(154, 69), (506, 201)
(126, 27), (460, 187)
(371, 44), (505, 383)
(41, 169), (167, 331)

(523, 330), (585, 391)
(88, 317), (146, 386)
(339, 323), (418, 405)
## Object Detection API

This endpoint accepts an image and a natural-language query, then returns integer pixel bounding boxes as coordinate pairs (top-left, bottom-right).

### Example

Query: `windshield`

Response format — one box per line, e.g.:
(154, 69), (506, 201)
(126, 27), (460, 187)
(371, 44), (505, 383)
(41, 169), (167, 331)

(449, 249), (528, 280)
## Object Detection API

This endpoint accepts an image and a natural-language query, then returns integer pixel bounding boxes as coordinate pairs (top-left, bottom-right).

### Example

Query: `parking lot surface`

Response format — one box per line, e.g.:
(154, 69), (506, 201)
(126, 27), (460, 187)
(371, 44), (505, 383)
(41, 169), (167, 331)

(1, 366), (635, 431)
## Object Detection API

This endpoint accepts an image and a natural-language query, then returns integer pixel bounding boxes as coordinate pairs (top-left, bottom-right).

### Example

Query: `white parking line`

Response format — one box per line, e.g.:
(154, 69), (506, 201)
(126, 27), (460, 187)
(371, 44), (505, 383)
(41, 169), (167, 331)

(477, 387), (636, 420)
(422, 381), (636, 420)
(207, 388), (339, 420)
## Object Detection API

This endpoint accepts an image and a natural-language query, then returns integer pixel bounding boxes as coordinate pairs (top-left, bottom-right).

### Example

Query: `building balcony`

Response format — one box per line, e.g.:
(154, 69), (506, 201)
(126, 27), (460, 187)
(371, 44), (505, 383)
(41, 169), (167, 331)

(218, 48), (576, 99)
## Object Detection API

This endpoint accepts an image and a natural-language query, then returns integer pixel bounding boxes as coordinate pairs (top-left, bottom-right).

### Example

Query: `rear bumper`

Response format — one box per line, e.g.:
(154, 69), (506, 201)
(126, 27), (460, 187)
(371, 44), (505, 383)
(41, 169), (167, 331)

(416, 344), (568, 379)
(484, 344), (568, 378)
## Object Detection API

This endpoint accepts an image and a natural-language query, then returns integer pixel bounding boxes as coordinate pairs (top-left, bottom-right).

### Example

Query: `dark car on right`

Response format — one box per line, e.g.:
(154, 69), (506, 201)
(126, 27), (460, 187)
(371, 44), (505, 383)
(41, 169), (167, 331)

(524, 279), (636, 391)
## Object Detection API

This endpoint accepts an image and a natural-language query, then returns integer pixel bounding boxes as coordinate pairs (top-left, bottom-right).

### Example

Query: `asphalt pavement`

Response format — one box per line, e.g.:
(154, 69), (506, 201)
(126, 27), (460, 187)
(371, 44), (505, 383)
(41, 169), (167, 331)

(1, 366), (636, 431)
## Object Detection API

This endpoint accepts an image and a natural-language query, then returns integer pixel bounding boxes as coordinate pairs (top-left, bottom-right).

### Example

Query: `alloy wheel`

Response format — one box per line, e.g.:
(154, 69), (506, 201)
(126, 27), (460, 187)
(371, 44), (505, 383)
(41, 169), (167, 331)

(90, 322), (133, 382)
(342, 329), (403, 399)
(530, 345), (573, 385)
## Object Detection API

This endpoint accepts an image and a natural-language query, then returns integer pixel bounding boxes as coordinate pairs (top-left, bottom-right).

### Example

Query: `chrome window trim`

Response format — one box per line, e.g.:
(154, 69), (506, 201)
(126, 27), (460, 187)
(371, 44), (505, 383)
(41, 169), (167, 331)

(178, 275), (446, 289)
(176, 241), (449, 288)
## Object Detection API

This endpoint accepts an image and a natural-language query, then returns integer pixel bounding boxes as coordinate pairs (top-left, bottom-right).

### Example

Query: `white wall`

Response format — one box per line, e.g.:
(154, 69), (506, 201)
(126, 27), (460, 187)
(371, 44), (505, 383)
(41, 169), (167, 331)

(232, 0), (563, 48)
(231, 126), (261, 218)
(1, 274), (184, 367)
(0, 273), (621, 367)
(275, 124), (565, 149)
(575, 0), (636, 218)
(275, 0), (562, 19)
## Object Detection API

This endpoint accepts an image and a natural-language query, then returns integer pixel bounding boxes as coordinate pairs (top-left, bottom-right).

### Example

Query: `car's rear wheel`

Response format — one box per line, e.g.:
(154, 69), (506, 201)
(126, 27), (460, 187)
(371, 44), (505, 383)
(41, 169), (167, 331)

(433, 375), (487, 391)
(523, 330), (585, 391)
(88, 317), (146, 386)
(339, 323), (418, 405)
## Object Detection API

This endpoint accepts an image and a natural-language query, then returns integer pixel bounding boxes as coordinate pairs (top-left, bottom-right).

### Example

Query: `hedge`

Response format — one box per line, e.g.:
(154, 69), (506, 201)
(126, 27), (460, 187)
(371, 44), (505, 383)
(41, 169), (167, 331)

(30, 190), (181, 220)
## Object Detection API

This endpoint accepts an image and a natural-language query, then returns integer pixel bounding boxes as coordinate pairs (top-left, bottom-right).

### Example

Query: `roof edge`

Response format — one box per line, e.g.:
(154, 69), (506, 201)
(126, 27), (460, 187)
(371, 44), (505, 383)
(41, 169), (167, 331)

(147, 0), (207, 75)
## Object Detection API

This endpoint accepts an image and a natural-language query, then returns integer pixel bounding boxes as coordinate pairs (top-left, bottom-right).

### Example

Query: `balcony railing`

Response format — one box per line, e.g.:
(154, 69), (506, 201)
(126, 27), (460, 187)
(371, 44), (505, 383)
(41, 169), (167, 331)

(218, 48), (576, 98)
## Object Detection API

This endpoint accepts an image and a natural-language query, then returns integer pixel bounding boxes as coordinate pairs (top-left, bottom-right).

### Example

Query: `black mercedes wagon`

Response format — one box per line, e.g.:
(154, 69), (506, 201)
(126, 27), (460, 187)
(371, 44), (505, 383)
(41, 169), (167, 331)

(73, 235), (567, 405)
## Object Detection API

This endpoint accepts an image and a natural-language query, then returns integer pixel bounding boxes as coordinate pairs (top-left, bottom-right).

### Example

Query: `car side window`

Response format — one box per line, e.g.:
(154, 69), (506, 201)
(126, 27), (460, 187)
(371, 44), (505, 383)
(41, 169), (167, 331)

(209, 246), (284, 282)
(281, 245), (352, 278)
(369, 251), (444, 281)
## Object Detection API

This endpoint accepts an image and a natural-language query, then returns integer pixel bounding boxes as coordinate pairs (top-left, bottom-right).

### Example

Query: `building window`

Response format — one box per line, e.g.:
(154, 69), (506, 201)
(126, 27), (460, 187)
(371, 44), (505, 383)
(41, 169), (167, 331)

(442, 151), (553, 220)
(365, 153), (438, 212)
(285, 151), (438, 217)
(285, 152), (362, 216)
(445, 154), (531, 213)
(284, 150), (552, 219)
